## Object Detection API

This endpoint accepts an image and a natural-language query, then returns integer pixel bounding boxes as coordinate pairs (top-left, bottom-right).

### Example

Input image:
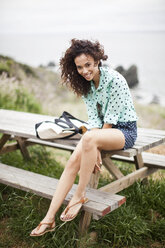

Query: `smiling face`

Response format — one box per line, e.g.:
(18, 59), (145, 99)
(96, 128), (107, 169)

(74, 53), (100, 84)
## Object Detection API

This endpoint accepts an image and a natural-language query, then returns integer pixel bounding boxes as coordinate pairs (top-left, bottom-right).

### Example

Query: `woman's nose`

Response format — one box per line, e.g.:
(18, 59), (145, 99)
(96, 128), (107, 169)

(82, 68), (88, 74)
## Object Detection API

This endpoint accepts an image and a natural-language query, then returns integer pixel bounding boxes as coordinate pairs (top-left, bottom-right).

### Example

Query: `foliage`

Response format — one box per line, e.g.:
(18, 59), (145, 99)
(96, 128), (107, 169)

(0, 54), (36, 78)
(0, 62), (10, 75)
(19, 63), (36, 77)
(0, 74), (42, 113)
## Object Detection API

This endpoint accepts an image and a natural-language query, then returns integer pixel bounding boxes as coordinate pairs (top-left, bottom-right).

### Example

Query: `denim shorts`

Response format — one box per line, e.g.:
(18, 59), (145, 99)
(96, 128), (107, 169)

(112, 121), (137, 150)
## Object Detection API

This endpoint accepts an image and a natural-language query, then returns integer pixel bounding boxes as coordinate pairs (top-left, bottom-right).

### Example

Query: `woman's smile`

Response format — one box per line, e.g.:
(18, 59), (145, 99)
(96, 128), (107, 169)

(83, 72), (92, 80)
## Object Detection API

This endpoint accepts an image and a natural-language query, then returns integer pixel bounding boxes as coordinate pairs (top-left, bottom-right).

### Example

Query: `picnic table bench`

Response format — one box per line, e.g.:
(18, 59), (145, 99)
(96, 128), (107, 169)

(0, 109), (165, 234)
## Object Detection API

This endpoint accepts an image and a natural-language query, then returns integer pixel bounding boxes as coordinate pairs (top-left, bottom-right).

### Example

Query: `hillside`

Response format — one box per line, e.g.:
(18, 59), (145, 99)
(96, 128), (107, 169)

(0, 54), (165, 130)
(0, 55), (87, 117)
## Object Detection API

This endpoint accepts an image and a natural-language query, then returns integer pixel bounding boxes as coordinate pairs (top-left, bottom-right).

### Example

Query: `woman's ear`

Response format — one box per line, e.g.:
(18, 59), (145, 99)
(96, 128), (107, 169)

(94, 60), (100, 67)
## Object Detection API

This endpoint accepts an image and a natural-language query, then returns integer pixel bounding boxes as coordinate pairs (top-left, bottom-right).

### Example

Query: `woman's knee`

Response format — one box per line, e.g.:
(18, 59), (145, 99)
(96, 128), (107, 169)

(81, 131), (96, 151)
(65, 153), (80, 175)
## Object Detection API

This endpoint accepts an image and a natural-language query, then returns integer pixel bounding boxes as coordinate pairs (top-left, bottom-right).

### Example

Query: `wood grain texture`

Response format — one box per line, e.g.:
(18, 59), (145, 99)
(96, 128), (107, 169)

(1, 109), (165, 158)
(134, 154), (144, 169)
(111, 152), (165, 169)
(0, 163), (125, 218)
(103, 156), (124, 179)
(0, 134), (11, 150)
(99, 167), (158, 194)
(16, 137), (30, 159)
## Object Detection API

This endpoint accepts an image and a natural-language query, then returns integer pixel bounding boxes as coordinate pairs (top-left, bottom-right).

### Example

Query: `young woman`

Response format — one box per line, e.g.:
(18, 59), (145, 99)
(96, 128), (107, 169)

(30, 39), (137, 236)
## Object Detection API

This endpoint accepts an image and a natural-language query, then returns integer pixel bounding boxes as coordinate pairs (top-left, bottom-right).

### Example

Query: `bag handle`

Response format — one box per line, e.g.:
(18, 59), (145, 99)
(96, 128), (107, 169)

(61, 111), (88, 134)
(61, 111), (87, 124)
(55, 111), (80, 134)
(54, 119), (73, 129)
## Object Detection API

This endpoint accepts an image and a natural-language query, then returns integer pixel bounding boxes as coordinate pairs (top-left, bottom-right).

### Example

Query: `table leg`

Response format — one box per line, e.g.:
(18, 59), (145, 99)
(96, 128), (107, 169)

(134, 153), (148, 184)
(0, 134), (11, 150)
(16, 137), (30, 160)
(134, 154), (144, 169)
(102, 156), (124, 179)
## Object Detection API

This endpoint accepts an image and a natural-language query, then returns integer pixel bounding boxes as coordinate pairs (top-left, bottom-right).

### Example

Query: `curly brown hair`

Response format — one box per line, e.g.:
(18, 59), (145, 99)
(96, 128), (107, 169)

(60, 39), (108, 96)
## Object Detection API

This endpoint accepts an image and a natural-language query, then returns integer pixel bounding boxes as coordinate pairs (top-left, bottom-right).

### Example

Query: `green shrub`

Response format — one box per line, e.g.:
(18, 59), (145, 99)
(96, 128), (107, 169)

(0, 87), (41, 113)
(0, 54), (37, 79)
(19, 63), (36, 77)
(0, 76), (42, 113)
(0, 63), (10, 75)
(14, 88), (41, 113)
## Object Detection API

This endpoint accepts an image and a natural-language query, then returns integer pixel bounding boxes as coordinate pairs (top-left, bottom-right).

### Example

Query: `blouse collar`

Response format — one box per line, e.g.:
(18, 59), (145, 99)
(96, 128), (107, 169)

(91, 67), (104, 92)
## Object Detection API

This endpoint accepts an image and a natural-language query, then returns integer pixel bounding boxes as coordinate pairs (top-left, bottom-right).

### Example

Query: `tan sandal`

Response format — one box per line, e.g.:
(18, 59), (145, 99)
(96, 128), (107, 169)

(30, 221), (55, 237)
(60, 197), (88, 222)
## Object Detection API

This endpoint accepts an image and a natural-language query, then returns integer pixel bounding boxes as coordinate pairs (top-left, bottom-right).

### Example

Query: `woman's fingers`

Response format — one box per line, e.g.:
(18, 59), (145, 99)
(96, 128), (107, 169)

(97, 149), (102, 165)
(93, 149), (102, 174)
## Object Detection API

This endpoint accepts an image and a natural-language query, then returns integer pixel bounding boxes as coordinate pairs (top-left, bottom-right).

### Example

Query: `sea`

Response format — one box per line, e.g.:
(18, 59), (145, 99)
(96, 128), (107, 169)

(0, 0), (165, 106)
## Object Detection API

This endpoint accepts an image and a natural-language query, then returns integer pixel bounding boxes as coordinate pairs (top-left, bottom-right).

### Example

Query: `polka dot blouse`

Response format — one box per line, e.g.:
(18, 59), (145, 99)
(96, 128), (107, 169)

(82, 67), (138, 129)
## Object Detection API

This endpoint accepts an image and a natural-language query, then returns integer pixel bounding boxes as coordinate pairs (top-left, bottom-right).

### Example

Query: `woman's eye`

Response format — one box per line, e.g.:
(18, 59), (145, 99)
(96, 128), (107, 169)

(86, 63), (90, 67)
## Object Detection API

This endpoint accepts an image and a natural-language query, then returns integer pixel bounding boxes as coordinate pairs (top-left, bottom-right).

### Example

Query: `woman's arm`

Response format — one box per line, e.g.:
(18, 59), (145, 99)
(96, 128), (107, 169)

(102, 123), (112, 129)
(90, 123), (112, 131)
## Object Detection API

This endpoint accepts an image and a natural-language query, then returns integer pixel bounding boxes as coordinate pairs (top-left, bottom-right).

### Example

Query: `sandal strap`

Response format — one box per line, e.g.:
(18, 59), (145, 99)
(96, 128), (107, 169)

(64, 197), (88, 214)
(37, 221), (54, 230)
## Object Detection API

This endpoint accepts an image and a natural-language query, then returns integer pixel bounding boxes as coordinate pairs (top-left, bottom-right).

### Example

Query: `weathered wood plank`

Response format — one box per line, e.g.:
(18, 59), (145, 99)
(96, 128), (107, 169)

(138, 128), (165, 136)
(0, 142), (19, 154)
(0, 109), (164, 158)
(16, 137), (30, 159)
(26, 138), (76, 151)
(142, 153), (165, 166)
(135, 138), (164, 147)
(134, 154), (144, 169)
(0, 134), (11, 150)
(0, 163), (125, 218)
(102, 156), (124, 179)
(102, 148), (137, 157)
(111, 153), (165, 169)
(99, 167), (158, 194)
(134, 141), (165, 153)
(134, 141), (163, 149)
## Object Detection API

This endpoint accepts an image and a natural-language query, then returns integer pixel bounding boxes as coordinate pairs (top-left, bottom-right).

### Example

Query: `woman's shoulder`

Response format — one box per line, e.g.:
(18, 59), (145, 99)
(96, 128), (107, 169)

(100, 66), (127, 87)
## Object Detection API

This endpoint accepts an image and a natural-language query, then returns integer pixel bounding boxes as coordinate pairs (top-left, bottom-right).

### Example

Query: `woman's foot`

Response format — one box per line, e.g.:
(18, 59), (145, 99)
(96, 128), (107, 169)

(30, 217), (55, 237)
(60, 195), (88, 222)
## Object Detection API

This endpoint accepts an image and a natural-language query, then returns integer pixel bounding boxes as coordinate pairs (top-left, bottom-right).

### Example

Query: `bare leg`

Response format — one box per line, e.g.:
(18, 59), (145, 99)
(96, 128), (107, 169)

(61, 128), (125, 220)
(30, 139), (83, 235)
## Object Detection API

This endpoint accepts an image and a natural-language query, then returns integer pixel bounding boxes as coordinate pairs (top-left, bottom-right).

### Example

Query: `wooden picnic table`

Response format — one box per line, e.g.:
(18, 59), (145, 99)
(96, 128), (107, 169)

(0, 109), (165, 233)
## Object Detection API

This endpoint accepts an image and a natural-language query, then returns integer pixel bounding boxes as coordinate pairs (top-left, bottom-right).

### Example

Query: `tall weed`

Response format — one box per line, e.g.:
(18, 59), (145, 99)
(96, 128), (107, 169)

(0, 73), (41, 113)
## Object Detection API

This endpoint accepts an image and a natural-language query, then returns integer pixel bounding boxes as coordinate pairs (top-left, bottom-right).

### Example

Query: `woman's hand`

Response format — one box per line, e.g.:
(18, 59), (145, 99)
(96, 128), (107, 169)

(93, 149), (102, 174)
(102, 123), (112, 129)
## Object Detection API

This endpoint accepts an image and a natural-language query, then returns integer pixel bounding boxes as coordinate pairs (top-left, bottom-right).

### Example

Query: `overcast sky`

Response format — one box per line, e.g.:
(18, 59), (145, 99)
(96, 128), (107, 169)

(0, 0), (165, 34)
